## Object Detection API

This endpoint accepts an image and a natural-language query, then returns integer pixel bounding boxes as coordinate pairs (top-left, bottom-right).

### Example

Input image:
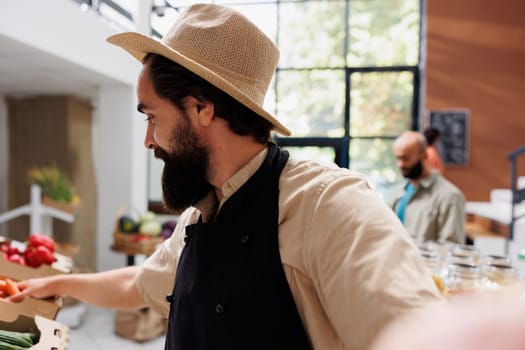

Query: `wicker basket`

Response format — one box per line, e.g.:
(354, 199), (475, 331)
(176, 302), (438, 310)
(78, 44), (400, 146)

(111, 205), (164, 256)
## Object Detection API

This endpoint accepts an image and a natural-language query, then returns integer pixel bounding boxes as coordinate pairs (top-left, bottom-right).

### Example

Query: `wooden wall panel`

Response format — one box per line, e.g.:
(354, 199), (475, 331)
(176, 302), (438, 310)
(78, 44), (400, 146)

(7, 96), (96, 269)
(426, 0), (525, 201)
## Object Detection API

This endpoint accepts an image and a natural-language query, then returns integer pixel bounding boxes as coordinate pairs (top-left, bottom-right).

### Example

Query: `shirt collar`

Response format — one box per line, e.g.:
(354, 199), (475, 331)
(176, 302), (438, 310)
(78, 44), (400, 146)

(193, 146), (269, 222)
(418, 170), (439, 189)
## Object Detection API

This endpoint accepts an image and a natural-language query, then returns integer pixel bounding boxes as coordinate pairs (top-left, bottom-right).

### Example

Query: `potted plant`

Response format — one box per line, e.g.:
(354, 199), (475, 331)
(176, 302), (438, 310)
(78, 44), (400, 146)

(27, 165), (80, 215)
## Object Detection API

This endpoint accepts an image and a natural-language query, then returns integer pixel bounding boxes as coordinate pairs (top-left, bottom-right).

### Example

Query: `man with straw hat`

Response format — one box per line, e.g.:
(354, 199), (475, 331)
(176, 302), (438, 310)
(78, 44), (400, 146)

(11, 4), (442, 349)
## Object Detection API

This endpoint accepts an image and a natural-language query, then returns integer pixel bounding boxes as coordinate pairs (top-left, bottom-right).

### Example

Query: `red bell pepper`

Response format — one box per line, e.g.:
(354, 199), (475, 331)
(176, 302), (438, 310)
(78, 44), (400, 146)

(23, 245), (56, 268)
(27, 233), (55, 253)
(0, 243), (9, 254)
(7, 253), (26, 266)
(33, 245), (56, 265)
(6, 246), (20, 256)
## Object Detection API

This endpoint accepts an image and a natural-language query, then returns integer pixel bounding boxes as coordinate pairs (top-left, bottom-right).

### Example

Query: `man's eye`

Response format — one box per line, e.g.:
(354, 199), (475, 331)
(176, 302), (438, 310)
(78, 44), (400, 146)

(144, 115), (154, 122)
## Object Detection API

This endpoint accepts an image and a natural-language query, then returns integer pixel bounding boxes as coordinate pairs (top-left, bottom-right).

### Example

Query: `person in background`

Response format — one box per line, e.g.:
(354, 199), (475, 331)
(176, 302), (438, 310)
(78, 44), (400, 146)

(392, 131), (465, 244)
(423, 127), (445, 174)
(9, 4), (442, 350)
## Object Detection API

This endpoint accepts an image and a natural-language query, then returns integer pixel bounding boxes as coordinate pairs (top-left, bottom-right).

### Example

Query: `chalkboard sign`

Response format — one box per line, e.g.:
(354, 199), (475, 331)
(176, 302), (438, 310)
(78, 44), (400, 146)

(428, 110), (469, 166)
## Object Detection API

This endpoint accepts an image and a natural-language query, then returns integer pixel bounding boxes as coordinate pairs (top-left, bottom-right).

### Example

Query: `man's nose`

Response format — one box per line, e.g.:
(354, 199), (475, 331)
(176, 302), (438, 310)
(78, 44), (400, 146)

(144, 124), (157, 150)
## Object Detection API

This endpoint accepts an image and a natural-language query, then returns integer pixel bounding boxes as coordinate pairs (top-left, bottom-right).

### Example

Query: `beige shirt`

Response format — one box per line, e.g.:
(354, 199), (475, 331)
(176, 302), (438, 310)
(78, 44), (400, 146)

(136, 148), (442, 350)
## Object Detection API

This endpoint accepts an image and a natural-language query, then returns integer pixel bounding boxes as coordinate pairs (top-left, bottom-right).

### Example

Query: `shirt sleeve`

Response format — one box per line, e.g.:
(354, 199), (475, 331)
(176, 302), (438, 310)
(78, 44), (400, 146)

(303, 170), (443, 350)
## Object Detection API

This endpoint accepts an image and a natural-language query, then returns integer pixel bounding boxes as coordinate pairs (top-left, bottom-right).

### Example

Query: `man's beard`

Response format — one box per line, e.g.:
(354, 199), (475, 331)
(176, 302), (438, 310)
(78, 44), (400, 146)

(154, 118), (212, 214)
(401, 159), (424, 179)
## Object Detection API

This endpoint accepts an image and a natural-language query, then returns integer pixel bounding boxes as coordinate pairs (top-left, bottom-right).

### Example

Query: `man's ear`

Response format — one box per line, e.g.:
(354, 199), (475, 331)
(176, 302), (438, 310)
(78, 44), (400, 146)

(185, 96), (214, 126)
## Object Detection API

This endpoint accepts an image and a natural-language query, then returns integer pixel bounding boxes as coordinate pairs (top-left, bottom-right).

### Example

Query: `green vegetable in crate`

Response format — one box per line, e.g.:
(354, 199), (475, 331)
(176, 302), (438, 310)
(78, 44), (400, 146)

(119, 215), (138, 233)
(139, 220), (162, 236)
(0, 329), (38, 349)
(139, 211), (156, 223)
(138, 211), (161, 236)
(0, 340), (27, 350)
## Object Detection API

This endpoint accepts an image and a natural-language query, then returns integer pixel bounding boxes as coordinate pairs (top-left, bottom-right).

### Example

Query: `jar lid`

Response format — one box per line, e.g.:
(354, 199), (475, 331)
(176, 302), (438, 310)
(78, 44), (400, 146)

(448, 262), (481, 277)
(421, 252), (439, 262)
(485, 262), (514, 270)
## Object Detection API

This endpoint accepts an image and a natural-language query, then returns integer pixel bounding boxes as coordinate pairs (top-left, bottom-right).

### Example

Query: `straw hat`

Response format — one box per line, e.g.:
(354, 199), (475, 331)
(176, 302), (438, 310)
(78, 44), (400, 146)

(107, 3), (291, 136)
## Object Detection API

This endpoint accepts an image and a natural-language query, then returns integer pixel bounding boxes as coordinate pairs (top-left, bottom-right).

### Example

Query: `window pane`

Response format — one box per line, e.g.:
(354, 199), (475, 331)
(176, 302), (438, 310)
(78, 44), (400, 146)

(151, 6), (179, 36)
(99, 2), (134, 29)
(350, 71), (413, 137)
(282, 146), (336, 164)
(278, 1), (346, 68)
(109, 0), (137, 15)
(230, 4), (277, 42)
(349, 138), (403, 202)
(348, 0), (420, 66)
(277, 69), (345, 137)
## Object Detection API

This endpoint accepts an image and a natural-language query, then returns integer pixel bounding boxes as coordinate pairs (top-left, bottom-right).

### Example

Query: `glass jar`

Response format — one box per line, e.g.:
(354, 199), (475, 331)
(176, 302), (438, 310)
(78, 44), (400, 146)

(447, 244), (480, 267)
(449, 244), (481, 266)
(445, 262), (485, 296)
(481, 254), (510, 266)
(483, 263), (519, 288)
(421, 252), (441, 275)
(427, 241), (453, 277)
(420, 251), (446, 295)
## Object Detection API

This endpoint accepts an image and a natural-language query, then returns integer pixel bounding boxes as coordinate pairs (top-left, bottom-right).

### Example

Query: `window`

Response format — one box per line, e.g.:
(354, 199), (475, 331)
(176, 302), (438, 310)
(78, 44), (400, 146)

(72, 0), (138, 30)
(148, 0), (422, 208)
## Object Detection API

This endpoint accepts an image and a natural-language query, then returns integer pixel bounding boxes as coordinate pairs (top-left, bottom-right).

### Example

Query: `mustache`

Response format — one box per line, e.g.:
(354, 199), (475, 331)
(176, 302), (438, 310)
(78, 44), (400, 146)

(154, 147), (170, 161)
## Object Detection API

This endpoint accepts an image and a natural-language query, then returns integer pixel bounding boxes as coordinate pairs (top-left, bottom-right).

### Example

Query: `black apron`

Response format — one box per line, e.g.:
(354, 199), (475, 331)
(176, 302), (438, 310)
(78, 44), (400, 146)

(164, 144), (311, 349)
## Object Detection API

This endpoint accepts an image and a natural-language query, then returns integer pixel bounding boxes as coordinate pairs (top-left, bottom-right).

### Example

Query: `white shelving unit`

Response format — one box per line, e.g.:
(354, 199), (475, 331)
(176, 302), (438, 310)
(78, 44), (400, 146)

(0, 184), (75, 236)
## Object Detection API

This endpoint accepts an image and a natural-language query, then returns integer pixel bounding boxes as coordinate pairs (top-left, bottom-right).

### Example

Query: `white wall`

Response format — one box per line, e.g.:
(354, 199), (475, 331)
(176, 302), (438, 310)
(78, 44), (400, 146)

(94, 86), (147, 271)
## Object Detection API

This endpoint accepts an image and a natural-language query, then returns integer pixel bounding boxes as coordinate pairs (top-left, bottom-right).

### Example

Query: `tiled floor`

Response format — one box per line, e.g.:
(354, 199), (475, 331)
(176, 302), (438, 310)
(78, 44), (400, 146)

(63, 304), (165, 350)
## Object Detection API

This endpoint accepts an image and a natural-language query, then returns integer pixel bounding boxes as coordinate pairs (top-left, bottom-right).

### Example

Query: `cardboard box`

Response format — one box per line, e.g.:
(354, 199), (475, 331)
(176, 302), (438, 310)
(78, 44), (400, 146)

(0, 296), (61, 321)
(0, 314), (69, 350)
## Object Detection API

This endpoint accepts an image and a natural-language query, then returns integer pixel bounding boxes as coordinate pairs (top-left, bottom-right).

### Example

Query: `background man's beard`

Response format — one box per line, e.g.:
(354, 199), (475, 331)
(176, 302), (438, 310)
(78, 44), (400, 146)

(402, 159), (424, 179)
(154, 128), (212, 214)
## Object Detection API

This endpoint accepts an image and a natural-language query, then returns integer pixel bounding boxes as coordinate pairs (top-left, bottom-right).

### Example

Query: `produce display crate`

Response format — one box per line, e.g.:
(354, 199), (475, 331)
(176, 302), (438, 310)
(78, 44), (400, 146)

(42, 196), (80, 216)
(0, 314), (69, 350)
(111, 205), (164, 256)
(0, 237), (68, 321)
(0, 240), (72, 281)
(112, 232), (164, 256)
(0, 296), (61, 321)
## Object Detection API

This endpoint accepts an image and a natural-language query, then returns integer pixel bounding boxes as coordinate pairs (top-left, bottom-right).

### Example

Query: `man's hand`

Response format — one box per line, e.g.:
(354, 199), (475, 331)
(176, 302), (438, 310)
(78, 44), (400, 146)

(7, 275), (62, 303)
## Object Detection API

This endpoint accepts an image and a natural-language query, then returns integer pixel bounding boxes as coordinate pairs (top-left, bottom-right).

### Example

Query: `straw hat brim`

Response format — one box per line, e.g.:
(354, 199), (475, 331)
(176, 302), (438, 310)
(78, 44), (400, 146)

(107, 32), (291, 136)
